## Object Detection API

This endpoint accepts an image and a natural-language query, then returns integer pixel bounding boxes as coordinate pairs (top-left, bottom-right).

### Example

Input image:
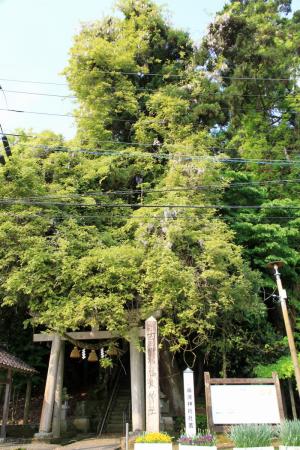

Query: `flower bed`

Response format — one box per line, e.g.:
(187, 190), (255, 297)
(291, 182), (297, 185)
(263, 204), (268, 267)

(135, 432), (172, 450)
(178, 431), (217, 450)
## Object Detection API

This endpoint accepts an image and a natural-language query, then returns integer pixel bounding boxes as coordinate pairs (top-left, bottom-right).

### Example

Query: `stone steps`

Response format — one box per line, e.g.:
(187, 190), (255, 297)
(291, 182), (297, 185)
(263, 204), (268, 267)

(104, 386), (131, 434)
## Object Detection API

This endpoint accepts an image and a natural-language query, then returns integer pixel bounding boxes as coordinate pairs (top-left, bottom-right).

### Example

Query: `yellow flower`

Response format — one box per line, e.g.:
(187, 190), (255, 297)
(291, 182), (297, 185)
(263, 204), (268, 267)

(136, 432), (172, 443)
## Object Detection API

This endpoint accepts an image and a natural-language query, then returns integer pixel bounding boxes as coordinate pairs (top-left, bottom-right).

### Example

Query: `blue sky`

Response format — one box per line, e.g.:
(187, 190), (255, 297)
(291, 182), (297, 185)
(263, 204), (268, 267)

(0, 0), (299, 139)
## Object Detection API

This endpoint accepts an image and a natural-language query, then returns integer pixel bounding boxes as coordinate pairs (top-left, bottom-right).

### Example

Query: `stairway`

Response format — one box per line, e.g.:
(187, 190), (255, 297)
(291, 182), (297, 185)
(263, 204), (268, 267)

(104, 385), (132, 434)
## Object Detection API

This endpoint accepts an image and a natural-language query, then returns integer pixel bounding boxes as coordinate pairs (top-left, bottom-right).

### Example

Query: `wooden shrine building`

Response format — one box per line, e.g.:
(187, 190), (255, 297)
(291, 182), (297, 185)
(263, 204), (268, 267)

(0, 348), (37, 441)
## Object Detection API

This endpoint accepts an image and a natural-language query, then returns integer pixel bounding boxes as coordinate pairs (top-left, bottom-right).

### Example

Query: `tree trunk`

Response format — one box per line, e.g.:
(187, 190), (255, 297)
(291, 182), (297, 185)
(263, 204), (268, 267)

(222, 327), (227, 378)
(159, 341), (184, 415)
(194, 357), (204, 397)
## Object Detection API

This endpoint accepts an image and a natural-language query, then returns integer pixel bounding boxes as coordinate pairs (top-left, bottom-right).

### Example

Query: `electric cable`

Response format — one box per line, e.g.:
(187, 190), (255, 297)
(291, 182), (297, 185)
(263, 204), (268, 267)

(0, 72), (297, 83)
(21, 144), (300, 166)
(0, 85), (9, 109)
(1, 87), (298, 100)
(2, 131), (300, 156)
(2, 134), (300, 166)
(0, 211), (299, 225)
(0, 77), (67, 86)
(0, 105), (298, 119)
(0, 108), (170, 124)
(0, 198), (299, 210)
(2, 89), (76, 99)
(1, 178), (299, 202)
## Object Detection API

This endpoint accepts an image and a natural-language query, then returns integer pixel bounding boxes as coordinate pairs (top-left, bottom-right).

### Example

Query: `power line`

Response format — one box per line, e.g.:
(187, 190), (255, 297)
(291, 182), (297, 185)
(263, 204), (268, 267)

(1, 89), (76, 99)
(0, 108), (169, 124)
(1, 178), (299, 202)
(0, 77), (67, 86)
(3, 136), (300, 165)
(1, 103), (299, 120)
(0, 132), (274, 151)
(0, 211), (298, 222)
(0, 107), (76, 119)
(0, 72), (297, 84)
(0, 198), (299, 210)
(25, 145), (300, 166)
(3, 131), (300, 157)
(1, 87), (297, 100)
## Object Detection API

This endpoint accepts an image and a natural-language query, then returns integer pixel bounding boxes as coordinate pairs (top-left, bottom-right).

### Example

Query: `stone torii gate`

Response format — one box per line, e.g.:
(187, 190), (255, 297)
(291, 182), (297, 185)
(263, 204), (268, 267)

(34, 317), (159, 438)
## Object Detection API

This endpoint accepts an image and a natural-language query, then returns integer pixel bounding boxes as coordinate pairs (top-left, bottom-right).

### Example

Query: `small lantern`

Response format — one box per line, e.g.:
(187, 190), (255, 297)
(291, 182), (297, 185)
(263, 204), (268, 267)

(70, 346), (80, 359)
(88, 349), (98, 362)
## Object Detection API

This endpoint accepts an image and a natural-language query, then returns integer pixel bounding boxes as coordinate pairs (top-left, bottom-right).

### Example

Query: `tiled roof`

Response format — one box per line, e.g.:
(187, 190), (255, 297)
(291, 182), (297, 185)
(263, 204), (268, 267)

(0, 348), (37, 374)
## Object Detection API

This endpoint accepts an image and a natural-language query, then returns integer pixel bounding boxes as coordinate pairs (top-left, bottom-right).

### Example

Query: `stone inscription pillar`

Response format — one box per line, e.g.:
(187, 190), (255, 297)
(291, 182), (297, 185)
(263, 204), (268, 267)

(145, 316), (160, 432)
(38, 334), (62, 435)
(130, 337), (145, 431)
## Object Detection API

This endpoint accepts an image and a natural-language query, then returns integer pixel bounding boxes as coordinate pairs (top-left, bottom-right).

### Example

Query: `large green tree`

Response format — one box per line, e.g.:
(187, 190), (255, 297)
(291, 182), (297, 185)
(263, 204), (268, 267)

(2, 0), (299, 411)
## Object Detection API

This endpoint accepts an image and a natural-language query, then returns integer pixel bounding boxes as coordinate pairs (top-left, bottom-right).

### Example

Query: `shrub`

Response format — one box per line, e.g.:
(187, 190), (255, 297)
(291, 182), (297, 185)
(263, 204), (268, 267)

(178, 431), (216, 446)
(279, 420), (300, 446)
(174, 414), (207, 433)
(136, 432), (172, 443)
(229, 424), (274, 447)
(196, 414), (208, 430)
(174, 415), (185, 433)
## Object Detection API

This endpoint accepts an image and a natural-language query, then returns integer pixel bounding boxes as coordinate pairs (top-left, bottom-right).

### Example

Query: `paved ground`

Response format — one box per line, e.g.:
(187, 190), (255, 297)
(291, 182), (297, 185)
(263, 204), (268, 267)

(0, 437), (121, 450)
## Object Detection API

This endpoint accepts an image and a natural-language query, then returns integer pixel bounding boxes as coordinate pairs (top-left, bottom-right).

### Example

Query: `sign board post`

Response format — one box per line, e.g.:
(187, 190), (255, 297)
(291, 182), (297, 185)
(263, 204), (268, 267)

(204, 372), (284, 432)
(183, 368), (196, 437)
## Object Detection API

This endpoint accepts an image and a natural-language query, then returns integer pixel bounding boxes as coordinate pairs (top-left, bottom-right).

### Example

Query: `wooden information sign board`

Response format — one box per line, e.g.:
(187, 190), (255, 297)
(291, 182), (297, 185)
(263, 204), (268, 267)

(204, 372), (284, 432)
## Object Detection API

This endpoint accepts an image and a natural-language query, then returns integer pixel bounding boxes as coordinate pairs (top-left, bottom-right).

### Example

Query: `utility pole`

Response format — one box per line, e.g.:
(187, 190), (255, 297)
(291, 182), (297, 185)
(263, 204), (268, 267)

(267, 261), (300, 399)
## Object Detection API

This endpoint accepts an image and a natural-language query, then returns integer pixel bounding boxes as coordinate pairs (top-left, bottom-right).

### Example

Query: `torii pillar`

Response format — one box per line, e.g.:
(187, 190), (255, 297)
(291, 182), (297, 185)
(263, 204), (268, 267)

(130, 331), (145, 431)
(35, 334), (63, 438)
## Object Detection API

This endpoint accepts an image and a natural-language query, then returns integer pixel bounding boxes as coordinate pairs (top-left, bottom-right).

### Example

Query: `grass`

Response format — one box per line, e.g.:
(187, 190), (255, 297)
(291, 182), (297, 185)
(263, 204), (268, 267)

(279, 420), (300, 446)
(229, 424), (274, 448)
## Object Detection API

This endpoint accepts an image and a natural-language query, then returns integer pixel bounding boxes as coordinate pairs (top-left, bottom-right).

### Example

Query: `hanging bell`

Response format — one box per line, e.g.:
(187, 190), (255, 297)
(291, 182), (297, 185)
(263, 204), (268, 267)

(70, 346), (80, 359)
(88, 349), (98, 362)
(106, 345), (119, 356)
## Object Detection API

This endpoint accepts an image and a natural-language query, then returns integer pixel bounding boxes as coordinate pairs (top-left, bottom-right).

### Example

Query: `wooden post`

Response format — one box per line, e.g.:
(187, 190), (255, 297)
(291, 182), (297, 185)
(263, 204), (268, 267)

(145, 316), (160, 432)
(23, 378), (32, 425)
(272, 372), (285, 423)
(1, 369), (12, 441)
(271, 263), (300, 398)
(52, 341), (65, 438)
(37, 334), (62, 436)
(204, 372), (213, 432)
(288, 378), (297, 419)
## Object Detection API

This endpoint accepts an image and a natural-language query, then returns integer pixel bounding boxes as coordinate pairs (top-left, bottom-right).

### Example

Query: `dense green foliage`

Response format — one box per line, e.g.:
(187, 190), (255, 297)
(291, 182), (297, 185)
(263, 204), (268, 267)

(254, 352), (300, 378)
(1, 0), (300, 385)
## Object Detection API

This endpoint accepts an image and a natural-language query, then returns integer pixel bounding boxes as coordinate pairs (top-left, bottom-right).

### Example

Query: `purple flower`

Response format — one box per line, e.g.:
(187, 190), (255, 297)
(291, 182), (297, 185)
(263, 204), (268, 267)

(178, 432), (216, 446)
